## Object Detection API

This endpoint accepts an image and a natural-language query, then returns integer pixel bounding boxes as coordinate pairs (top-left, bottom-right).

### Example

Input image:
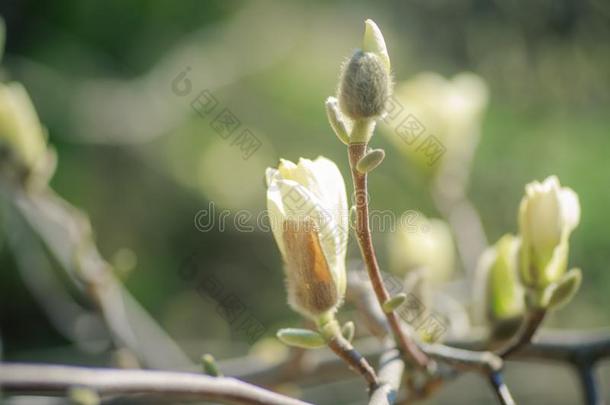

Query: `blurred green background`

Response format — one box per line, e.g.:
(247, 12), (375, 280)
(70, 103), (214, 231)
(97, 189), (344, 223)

(0, 0), (609, 403)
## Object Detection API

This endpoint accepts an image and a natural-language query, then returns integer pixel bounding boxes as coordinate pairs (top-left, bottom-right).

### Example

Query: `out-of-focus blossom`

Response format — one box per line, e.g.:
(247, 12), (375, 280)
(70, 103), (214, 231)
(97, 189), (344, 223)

(475, 234), (525, 338)
(387, 212), (455, 285)
(0, 82), (48, 177)
(383, 72), (488, 172)
(518, 175), (580, 289)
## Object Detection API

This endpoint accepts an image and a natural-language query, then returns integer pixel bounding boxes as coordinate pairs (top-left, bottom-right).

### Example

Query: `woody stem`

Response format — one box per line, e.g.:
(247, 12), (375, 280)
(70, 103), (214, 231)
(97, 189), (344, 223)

(497, 308), (546, 358)
(319, 318), (379, 390)
(326, 335), (379, 390)
(348, 142), (430, 369)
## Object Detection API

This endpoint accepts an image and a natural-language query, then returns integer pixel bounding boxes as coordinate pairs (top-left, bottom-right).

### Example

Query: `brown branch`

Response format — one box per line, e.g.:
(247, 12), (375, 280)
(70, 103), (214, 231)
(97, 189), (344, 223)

(488, 371), (516, 405)
(512, 328), (610, 363)
(8, 187), (193, 370)
(497, 308), (546, 358)
(420, 343), (501, 374)
(214, 328), (610, 397)
(0, 363), (311, 405)
(326, 334), (379, 390)
(368, 347), (404, 405)
(575, 363), (602, 405)
(348, 142), (430, 369)
(346, 270), (519, 404)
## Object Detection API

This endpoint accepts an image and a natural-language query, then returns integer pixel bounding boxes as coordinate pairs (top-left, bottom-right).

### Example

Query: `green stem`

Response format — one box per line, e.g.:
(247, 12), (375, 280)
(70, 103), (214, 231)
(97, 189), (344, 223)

(318, 317), (379, 390)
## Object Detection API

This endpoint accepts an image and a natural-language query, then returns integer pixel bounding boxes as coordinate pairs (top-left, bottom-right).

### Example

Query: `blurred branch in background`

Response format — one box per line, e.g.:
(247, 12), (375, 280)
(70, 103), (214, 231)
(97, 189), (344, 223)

(5, 208), (110, 353)
(0, 363), (313, 405)
(5, 185), (193, 370)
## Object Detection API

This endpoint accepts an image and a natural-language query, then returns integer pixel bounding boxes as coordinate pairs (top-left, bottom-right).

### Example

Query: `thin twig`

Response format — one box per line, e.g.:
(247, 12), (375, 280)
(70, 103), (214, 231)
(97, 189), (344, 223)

(368, 347), (404, 405)
(512, 328), (610, 363)
(327, 334), (379, 390)
(575, 363), (602, 405)
(488, 371), (516, 405)
(0, 363), (311, 405)
(348, 142), (430, 369)
(214, 328), (610, 391)
(8, 187), (193, 369)
(347, 269), (520, 404)
(420, 342), (501, 374)
(451, 328), (610, 405)
(497, 308), (546, 358)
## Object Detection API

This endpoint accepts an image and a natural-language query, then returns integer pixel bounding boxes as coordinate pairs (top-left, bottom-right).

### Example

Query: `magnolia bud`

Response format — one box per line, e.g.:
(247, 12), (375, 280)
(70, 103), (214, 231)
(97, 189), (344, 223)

(382, 293), (407, 313)
(201, 354), (223, 377)
(338, 51), (390, 120)
(341, 321), (355, 342)
(266, 157), (348, 320)
(356, 148), (385, 173)
(0, 82), (48, 178)
(337, 20), (392, 121)
(475, 234), (525, 341)
(277, 328), (326, 349)
(540, 268), (581, 309)
(387, 213), (455, 285)
(68, 387), (100, 405)
(518, 176), (580, 289)
(325, 97), (350, 145)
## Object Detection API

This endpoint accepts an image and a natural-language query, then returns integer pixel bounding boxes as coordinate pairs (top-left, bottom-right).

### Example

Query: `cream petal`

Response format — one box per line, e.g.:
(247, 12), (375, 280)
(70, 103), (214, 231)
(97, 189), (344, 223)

(299, 157), (348, 255)
(274, 178), (343, 278)
(518, 175), (580, 287)
(559, 187), (580, 232)
(265, 167), (279, 187)
(266, 176), (287, 257)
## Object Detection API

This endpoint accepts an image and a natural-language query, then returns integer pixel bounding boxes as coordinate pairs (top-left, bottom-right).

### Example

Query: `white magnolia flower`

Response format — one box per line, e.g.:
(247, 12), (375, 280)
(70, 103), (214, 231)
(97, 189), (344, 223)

(0, 82), (47, 173)
(266, 157), (348, 319)
(474, 234), (524, 326)
(518, 175), (580, 288)
(387, 212), (455, 285)
(383, 72), (488, 171)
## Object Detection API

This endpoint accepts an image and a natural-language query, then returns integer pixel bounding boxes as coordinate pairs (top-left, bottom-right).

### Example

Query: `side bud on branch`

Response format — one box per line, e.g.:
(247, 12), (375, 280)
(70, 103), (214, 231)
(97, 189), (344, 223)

(475, 234), (525, 342)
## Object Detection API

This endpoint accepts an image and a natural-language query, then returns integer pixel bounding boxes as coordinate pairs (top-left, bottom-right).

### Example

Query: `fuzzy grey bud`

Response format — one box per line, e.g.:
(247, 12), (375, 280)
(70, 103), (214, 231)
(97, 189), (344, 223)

(338, 51), (391, 120)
